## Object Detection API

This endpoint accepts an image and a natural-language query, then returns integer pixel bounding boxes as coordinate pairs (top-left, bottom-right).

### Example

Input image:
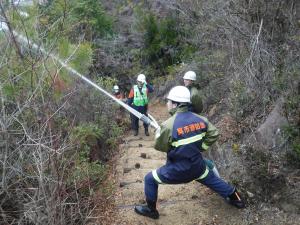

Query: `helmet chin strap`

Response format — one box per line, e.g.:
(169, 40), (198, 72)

(172, 101), (188, 107)
(137, 82), (143, 87)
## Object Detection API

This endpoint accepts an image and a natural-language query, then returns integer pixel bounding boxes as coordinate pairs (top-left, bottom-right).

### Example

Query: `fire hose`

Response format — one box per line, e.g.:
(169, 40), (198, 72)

(1, 21), (221, 177)
(0, 21), (159, 130)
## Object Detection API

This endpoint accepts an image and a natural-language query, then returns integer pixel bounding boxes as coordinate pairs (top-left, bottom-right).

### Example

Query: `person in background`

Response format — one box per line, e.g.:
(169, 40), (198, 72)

(127, 74), (154, 136)
(112, 85), (124, 100)
(183, 71), (203, 114)
(134, 86), (245, 219)
(112, 84), (127, 125)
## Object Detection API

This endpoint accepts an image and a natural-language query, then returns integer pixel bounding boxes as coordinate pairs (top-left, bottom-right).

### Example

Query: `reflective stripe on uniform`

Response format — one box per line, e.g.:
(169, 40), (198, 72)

(202, 142), (209, 150)
(152, 170), (163, 184)
(195, 167), (209, 180)
(171, 132), (206, 147)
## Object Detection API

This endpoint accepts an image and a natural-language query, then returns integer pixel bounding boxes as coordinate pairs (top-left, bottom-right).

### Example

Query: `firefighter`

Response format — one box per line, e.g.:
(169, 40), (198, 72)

(127, 74), (154, 136)
(134, 86), (245, 219)
(112, 85), (124, 100)
(112, 85), (126, 125)
(183, 71), (203, 114)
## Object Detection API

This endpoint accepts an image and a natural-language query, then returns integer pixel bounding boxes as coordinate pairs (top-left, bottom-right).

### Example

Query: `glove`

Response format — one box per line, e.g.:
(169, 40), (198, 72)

(140, 114), (151, 125)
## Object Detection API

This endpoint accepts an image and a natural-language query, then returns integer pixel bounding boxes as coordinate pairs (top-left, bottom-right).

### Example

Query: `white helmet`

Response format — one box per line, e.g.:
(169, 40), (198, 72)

(183, 71), (196, 81)
(137, 74), (146, 83)
(167, 86), (191, 103)
(113, 85), (119, 90)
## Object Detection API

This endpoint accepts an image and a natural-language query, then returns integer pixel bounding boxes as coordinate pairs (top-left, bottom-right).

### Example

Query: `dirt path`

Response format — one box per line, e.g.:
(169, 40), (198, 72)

(112, 102), (251, 225)
(110, 104), (246, 225)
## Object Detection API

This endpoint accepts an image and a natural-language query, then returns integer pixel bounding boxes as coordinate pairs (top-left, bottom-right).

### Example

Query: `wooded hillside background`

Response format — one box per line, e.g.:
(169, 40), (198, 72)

(0, 0), (299, 224)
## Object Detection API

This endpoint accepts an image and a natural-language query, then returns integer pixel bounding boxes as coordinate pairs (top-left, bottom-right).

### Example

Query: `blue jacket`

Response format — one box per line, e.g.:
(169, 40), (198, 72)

(154, 105), (219, 182)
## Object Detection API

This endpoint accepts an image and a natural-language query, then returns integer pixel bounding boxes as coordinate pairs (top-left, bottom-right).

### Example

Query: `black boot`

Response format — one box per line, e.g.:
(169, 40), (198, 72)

(134, 130), (138, 136)
(226, 189), (246, 209)
(134, 200), (159, 219)
(145, 127), (149, 136)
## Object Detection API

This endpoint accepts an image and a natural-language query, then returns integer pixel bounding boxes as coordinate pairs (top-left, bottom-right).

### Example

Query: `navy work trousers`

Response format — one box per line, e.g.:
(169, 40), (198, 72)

(130, 105), (149, 131)
(144, 169), (234, 202)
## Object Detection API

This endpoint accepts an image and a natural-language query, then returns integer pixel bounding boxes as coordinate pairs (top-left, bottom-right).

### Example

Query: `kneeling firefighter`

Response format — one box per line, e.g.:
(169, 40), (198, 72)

(134, 86), (245, 219)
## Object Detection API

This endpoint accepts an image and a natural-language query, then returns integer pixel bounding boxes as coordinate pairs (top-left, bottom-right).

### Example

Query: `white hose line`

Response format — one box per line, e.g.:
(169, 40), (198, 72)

(1, 22), (159, 129)
(147, 113), (159, 129)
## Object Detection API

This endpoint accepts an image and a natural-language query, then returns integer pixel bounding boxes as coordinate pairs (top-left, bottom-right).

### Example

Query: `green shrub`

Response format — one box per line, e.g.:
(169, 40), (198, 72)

(70, 0), (113, 38)
(105, 121), (124, 149)
(58, 38), (70, 59)
(134, 9), (186, 72)
(2, 84), (15, 100)
(38, 0), (113, 40)
(70, 160), (107, 187)
(95, 76), (118, 91)
(69, 42), (93, 74)
(69, 124), (108, 186)
(283, 125), (300, 158)
(71, 123), (103, 152)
